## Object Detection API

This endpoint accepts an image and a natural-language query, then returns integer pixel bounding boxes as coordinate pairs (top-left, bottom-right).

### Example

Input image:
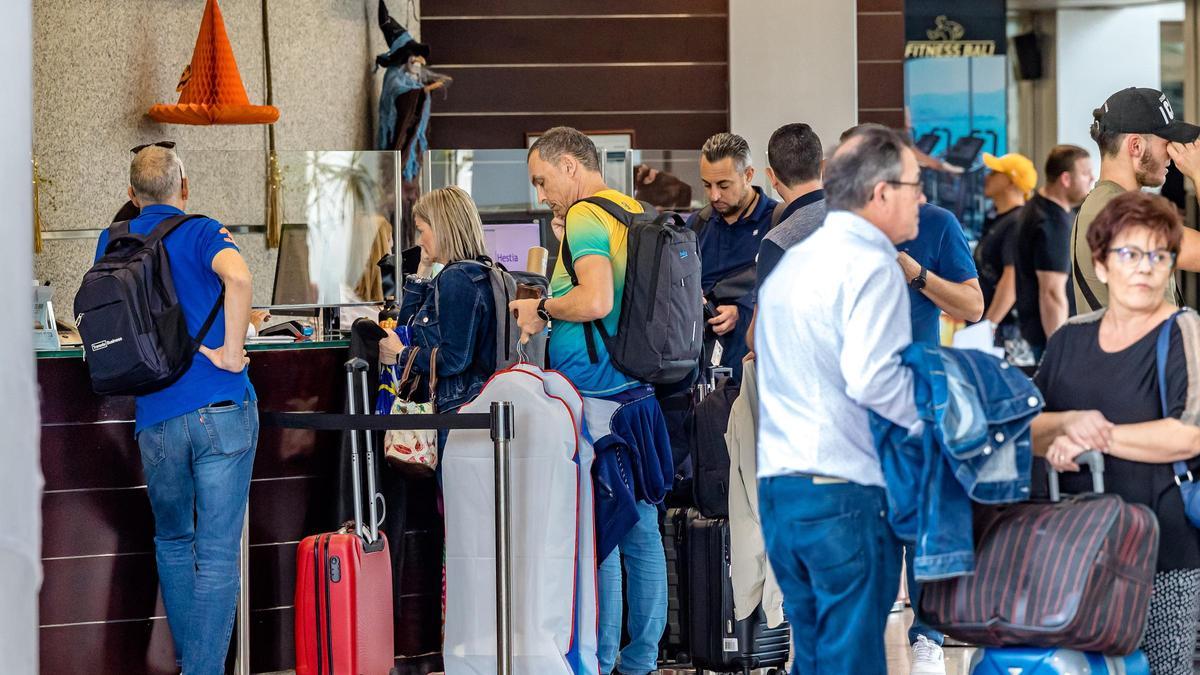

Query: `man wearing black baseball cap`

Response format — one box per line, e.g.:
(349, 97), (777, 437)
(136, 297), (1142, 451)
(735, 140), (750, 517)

(1070, 87), (1200, 314)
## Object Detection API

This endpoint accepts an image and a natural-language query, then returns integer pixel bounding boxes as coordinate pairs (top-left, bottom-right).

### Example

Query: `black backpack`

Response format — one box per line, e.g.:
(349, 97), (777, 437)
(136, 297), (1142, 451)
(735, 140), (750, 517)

(560, 196), (703, 384)
(691, 373), (740, 518)
(74, 214), (224, 396)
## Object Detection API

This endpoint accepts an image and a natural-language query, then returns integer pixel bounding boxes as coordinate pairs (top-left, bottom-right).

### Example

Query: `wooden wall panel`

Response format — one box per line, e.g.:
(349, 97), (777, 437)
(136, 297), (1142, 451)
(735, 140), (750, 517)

(425, 17), (727, 65)
(41, 620), (178, 675)
(429, 112), (729, 150)
(422, 1), (729, 149)
(857, 0), (906, 129)
(424, 0), (726, 16)
(435, 65), (728, 114)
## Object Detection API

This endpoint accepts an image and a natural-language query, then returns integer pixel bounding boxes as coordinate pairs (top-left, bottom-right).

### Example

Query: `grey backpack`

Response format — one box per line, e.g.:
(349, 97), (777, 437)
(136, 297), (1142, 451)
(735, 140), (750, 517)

(437, 259), (548, 371)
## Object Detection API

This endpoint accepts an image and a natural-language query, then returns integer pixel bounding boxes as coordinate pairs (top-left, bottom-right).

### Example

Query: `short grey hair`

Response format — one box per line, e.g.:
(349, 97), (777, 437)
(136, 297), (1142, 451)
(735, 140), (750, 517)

(130, 145), (185, 204)
(824, 126), (911, 211)
(701, 132), (753, 171)
(528, 126), (601, 172)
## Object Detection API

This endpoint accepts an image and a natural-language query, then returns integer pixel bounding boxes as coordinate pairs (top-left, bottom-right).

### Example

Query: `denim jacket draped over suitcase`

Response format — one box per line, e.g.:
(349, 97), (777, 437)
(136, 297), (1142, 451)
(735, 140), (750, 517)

(871, 344), (1043, 581)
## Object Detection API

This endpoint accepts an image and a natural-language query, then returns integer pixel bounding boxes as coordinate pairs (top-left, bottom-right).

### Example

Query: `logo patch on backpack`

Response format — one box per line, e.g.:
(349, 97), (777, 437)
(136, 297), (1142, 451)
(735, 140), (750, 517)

(679, 250), (689, 259)
(90, 337), (124, 352)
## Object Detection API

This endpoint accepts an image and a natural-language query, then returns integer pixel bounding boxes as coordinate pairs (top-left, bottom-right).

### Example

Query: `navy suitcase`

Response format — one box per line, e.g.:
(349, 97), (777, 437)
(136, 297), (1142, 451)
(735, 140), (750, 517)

(659, 507), (691, 665)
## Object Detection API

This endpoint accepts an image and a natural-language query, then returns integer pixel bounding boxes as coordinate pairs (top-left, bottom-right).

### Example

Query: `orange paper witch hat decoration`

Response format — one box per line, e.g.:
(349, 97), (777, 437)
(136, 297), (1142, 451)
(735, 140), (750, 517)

(148, 0), (279, 125)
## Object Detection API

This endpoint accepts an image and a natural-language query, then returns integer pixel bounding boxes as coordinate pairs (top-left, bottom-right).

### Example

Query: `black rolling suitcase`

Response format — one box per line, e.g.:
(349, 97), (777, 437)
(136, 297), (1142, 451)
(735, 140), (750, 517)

(686, 509), (789, 674)
(659, 507), (691, 665)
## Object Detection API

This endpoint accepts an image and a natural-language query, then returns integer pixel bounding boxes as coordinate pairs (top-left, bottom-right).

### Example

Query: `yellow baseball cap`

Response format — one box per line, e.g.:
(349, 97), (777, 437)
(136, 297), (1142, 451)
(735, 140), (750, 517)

(982, 153), (1037, 197)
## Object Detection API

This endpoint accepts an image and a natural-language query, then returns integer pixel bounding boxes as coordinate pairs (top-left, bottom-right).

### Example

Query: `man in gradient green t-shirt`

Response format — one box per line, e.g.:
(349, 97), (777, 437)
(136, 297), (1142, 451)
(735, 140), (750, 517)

(512, 126), (672, 675)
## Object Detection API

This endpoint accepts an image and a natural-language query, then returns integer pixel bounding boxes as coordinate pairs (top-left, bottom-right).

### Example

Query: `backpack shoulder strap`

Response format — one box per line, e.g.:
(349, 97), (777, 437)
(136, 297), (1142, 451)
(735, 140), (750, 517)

(559, 198), (625, 366)
(575, 195), (637, 227)
(144, 213), (207, 248)
(1157, 309), (1198, 482)
(1072, 218), (1103, 313)
(108, 219), (131, 238)
(1169, 308), (1200, 428)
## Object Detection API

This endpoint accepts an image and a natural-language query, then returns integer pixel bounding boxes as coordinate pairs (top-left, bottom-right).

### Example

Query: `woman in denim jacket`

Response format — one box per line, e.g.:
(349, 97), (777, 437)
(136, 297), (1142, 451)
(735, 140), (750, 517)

(380, 186), (497, 437)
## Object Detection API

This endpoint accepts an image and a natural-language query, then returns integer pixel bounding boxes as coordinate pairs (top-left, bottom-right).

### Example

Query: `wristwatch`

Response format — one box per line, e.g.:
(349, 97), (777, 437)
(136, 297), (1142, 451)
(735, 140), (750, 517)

(536, 297), (551, 322)
(909, 266), (928, 291)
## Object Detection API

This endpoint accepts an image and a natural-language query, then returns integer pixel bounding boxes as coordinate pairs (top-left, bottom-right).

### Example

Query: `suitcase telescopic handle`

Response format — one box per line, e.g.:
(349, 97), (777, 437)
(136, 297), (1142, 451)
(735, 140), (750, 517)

(1047, 450), (1105, 502)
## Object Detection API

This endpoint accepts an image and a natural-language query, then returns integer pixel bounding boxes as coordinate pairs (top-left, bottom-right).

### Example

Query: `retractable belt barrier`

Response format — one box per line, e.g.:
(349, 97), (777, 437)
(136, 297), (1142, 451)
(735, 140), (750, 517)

(263, 398), (519, 675)
(263, 410), (494, 431)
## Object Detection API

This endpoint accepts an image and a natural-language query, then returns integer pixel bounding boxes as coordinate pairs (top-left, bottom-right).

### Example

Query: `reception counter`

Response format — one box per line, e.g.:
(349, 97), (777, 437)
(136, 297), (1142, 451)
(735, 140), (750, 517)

(37, 340), (444, 674)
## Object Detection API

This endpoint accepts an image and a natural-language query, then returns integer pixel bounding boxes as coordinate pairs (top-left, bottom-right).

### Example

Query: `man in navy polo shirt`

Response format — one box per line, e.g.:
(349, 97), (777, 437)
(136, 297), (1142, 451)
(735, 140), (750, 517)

(95, 143), (256, 675)
(686, 132), (778, 382)
(842, 125), (983, 675)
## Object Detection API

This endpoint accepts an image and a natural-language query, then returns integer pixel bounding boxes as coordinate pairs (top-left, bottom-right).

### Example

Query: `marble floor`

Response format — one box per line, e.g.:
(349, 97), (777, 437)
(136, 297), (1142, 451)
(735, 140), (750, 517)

(885, 608), (974, 675)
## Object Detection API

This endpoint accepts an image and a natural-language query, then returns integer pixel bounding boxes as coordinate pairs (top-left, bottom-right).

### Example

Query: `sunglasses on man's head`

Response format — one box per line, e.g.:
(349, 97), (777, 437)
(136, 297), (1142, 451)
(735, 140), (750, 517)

(130, 141), (176, 154)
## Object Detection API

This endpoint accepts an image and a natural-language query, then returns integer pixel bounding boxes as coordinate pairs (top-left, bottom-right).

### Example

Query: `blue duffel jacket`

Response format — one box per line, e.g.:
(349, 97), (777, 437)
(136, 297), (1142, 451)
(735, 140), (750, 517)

(871, 344), (1043, 581)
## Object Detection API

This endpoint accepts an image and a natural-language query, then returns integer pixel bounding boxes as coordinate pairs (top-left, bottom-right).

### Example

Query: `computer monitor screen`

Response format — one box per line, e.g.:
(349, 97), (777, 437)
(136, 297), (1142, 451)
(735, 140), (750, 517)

(482, 220), (543, 272)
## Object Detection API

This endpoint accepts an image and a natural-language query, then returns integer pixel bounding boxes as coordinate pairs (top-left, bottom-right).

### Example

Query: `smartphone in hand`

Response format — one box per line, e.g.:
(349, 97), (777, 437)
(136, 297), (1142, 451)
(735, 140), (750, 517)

(513, 284), (545, 318)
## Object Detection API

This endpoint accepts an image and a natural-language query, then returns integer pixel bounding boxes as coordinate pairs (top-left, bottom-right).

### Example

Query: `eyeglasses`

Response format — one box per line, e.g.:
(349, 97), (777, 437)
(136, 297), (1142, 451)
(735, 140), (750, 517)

(130, 140), (176, 154)
(887, 179), (924, 192)
(1107, 246), (1176, 269)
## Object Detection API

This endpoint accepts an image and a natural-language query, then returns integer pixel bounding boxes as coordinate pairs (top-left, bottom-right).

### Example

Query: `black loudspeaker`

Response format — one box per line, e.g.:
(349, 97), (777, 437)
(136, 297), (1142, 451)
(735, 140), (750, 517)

(1012, 32), (1043, 81)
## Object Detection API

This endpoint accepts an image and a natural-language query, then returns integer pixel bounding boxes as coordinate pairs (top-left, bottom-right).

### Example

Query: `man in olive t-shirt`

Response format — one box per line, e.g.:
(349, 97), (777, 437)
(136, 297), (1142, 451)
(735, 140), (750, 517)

(1071, 87), (1200, 314)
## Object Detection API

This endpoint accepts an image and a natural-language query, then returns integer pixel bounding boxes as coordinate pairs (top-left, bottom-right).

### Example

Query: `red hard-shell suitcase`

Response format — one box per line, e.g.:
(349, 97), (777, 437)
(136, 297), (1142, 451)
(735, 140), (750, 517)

(919, 452), (1159, 655)
(295, 359), (398, 675)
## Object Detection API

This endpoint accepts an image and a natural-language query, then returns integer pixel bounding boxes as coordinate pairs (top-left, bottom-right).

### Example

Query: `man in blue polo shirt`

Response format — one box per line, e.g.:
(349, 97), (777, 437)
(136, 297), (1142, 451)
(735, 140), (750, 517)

(841, 125), (983, 675)
(686, 132), (778, 382)
(94, 143), (256, 675)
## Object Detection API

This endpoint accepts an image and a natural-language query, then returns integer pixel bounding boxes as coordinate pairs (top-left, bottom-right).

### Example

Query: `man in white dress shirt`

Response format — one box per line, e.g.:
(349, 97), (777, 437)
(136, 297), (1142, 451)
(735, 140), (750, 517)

(755, 125), (924, 674)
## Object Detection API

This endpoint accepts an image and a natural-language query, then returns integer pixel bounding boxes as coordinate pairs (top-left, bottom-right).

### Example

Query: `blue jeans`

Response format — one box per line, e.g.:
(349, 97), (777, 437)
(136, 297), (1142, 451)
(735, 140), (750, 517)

(759, 475), (902, 675)
(597, 500), (667, 675)
(137, 399), (258, 675)
(905, 546), (944, 645)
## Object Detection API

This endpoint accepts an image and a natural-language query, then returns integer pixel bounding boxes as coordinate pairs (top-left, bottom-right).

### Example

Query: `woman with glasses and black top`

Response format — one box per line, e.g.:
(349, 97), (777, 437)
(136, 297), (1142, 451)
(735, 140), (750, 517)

(1031, 191), (1200, 674)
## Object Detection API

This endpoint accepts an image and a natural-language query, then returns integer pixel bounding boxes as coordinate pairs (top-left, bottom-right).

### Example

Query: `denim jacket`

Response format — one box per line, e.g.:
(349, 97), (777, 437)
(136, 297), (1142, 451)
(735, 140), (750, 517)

(871, 344), (1042, 581)
(582, 385), (674, 560)
(398, 260), (497, 414)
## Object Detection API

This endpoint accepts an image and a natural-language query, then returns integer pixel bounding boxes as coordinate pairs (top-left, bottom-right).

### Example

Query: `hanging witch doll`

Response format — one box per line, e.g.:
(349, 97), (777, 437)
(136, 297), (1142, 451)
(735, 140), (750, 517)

(376, 0), (450, 178)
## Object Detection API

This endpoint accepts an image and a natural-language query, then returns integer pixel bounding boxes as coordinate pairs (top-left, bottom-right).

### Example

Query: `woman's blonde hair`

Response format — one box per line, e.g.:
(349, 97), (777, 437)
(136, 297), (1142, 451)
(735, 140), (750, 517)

(411, 186), (488, 264)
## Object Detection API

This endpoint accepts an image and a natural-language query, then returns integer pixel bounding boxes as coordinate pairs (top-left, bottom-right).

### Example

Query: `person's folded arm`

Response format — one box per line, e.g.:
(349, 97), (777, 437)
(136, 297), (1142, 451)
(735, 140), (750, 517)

(1108, 419), (1200, 464)
(398, 275), (431, 325)
(1031, 410), (1112, 455)
(841, 263), (918, 431)
(897, 251), (984, 322)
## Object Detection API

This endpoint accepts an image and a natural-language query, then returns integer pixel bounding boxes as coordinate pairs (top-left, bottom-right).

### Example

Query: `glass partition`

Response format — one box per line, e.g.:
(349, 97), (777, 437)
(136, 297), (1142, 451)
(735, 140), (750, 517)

(274, 150), (400, 308)
(631, 150), (704, 214)
(33, 150), (402, 334)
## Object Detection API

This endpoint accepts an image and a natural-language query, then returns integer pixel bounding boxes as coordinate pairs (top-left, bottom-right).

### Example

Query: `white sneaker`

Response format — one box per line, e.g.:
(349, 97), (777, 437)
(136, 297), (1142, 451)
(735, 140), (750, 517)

(910, 634), (946, 675)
